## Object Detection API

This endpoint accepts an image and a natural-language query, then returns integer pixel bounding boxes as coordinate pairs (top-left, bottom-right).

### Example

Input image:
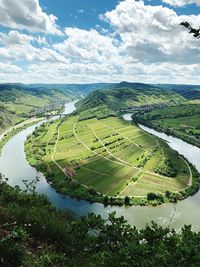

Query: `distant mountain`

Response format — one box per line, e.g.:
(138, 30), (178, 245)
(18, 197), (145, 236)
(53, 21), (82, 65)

(3, 82), (200, 99)
(22, 83), (115, 96)
(155, 84), (200, 100)
(1, 81), (199, 132)
(0, 84), (74, 102)
(115, 81), (157, 90)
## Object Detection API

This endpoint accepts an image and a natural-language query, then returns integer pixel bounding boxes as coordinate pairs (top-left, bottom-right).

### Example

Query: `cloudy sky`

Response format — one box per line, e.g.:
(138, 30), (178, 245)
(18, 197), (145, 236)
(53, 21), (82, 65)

(0, 0), (200, 84)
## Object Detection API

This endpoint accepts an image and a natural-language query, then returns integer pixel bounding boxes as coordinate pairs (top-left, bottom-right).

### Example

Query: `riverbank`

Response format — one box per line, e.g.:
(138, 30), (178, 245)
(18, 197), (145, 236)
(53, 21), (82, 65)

(132, 104), (200, 148)
(0, 117), (43, 141)
(24, 111), (198, 207)
(0, 117), (44, 155)
(1, 102), (200, 230)
(2, 177), (200, 267)
(138, 119), (200, 148)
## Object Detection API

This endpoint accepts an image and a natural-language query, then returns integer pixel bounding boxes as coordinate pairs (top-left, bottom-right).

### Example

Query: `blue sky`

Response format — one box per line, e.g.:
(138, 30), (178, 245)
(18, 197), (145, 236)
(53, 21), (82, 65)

(41, 0), (118, 30)
(40, 0), (200, 31)
(0, 0), (199, 84)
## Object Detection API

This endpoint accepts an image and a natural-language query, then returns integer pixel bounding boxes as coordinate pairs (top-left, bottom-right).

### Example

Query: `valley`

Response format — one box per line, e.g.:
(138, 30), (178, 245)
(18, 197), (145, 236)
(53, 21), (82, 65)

(24, 83), (197, 205)
(0, 84), (75, 134)
(1, 1), (200, 265)
(1, 83), (200, 266)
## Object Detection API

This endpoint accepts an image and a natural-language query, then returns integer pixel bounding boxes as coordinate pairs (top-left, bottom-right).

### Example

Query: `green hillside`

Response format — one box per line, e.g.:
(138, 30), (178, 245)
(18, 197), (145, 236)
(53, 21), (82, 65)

(0, 105), (20, 133)
(133, 103), (200, 147)
(76, 82), (186, 119)
(25, 85), (197, 206)
(0, 84), (75, 134)
(156, 84), (200, 100)
(1, 178), (200, 267)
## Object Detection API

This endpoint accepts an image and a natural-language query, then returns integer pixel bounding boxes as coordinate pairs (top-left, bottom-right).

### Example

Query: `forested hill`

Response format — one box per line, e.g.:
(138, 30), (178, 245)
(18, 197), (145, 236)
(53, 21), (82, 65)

(0, 84), (74, 102)
(76, 82), (186, 116)
(23, 82), (200, 98)
(156, 84), (200, 100)
(0, 84), (75, 134)
(25, 83), (114, 96)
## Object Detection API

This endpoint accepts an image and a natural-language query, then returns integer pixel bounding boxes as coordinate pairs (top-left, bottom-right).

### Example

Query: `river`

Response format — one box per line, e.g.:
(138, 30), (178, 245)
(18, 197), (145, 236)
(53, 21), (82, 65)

(1, 103), (200, 230)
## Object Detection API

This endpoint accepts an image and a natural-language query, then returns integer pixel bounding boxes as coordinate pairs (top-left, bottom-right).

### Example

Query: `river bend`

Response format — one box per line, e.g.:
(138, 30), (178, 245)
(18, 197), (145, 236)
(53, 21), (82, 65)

(1, 104), (200, 230)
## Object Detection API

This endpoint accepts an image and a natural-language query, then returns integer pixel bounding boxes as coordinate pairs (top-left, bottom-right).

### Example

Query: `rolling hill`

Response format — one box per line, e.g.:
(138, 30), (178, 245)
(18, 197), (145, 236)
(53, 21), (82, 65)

(0, 84), (75, 134)
(24, 82), (197, 206)
(76, 82), (186, 119)
(156, 84), (200, 100)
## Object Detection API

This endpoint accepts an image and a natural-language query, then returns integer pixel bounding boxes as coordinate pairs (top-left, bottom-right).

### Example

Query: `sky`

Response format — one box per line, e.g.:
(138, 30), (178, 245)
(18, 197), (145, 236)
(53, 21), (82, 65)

(0, 0), (200, 84)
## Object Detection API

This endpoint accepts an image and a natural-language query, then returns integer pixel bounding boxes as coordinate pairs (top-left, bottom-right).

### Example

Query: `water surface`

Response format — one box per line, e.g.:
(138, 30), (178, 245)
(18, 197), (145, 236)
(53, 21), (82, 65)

(1, 106), (200, 230)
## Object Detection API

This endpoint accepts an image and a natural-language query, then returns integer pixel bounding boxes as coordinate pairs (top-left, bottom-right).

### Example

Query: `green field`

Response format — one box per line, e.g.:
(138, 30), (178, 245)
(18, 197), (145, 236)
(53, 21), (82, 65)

(25, 115), (191, 204)
(134, 103), (200, 147)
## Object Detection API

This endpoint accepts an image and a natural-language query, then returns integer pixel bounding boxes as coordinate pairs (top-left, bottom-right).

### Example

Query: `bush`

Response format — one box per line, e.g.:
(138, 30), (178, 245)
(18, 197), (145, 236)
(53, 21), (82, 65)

(147, 192), (158, 201)
(0, 227), (27, 266)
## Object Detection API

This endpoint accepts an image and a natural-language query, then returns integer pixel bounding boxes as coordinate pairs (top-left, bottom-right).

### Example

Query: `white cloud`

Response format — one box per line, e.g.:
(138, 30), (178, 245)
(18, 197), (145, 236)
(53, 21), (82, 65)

(0, 0), (61, 35)
(0, 0), (200, 84)
(0, 31), (33, 46)
(53, 28), (121, 63)
(0, 35), (69, 63)
(162, 0), (200, 6)
(0, 62), (22, 73)
(103, 0), (200, 64)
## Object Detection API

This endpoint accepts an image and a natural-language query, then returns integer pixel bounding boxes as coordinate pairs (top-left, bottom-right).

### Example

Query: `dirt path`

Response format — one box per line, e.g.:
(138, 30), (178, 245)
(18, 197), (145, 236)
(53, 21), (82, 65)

(51, 125), (67, 175)
(91, 128), (136, 169)
(51, 119), (90, 190)
(73, 116), (132, 168)
(52, 116), (193, 198)
(98, 120), (145, 151)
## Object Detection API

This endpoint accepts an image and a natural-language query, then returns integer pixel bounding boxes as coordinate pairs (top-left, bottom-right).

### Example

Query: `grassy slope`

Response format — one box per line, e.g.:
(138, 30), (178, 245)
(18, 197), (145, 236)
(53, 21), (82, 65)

(76, 82), (186, 114)
(134, 103), (200, 147)
(0, 84), (75, 134)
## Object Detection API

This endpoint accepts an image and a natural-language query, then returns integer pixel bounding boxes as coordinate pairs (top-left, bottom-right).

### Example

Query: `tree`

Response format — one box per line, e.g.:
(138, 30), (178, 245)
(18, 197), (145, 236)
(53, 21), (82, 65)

(124, 196), (130, 205)
(180, 21), (200, 39)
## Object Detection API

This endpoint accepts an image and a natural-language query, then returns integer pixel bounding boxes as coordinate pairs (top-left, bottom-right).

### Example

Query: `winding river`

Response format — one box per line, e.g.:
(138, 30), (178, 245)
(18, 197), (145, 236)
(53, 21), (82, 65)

(1, 104), (200, 231)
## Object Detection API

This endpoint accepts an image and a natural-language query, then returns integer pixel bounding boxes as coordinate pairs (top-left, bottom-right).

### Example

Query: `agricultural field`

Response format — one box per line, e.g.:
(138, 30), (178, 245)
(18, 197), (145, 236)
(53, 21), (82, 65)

(25, 115), (191, 203)
(134, 103), (200, 147)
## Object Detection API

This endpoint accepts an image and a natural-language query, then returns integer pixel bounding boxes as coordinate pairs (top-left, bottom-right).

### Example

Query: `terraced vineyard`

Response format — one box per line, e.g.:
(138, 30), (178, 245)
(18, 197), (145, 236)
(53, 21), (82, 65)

(25, 115), (191, 204)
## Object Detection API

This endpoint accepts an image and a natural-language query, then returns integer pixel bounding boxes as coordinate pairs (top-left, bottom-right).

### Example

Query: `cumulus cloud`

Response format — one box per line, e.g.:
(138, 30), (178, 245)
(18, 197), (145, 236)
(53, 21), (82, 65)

(0, 31), (33, 46)
(0, 62), (22, 74)
(0, 0), (61, 34)
(103, 0), (200, 64)
(0, 46), (69, 63)
(0, 0), (199, 84)
(53, 28), (121, 63)
(0, 31), (69, 63)
(162, 0), (200, 6)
